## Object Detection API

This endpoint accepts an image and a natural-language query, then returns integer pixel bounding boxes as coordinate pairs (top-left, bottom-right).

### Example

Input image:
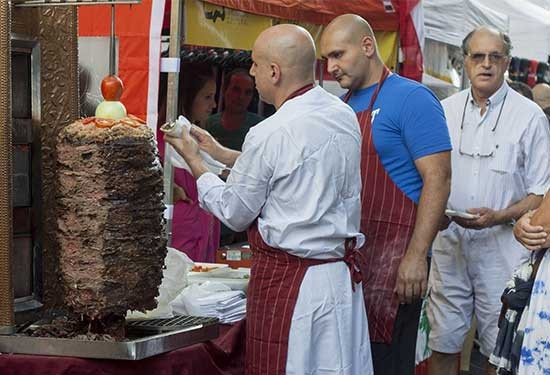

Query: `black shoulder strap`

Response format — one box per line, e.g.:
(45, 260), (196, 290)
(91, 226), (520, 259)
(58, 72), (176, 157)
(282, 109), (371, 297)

(531, 249), (548, 281)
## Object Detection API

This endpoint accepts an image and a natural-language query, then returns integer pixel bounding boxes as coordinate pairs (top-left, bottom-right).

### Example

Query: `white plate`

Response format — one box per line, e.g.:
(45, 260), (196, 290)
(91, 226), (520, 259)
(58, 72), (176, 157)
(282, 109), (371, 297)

(445, 209), (480, 219)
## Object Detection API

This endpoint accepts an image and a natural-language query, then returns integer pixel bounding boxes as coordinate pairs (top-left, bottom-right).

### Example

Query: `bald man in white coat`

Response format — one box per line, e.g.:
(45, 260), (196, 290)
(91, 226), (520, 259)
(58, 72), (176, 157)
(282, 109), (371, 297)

(165, 24), (373, 375)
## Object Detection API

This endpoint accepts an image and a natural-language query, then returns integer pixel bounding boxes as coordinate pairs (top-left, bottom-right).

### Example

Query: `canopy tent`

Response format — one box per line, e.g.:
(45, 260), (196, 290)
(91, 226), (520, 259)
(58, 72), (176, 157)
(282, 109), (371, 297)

(202, 0), (425, 82)
(424, 0), (550, 63)
(422, 0), (509, 96)
(201, 0), (401, 31)
(528, 0), (550, 9)
(423, 0), (509, 48)
(476, 0), (550, 62)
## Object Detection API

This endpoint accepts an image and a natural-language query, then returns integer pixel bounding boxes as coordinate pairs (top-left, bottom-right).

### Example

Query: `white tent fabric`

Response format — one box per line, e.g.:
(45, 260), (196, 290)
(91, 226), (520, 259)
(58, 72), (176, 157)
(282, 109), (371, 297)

(423, 0), (509, 47)
(422, 0), (507, 95)
(424, 0), (550, 62)
(528, 0), (550, 9)
(476, 0), (550, 62)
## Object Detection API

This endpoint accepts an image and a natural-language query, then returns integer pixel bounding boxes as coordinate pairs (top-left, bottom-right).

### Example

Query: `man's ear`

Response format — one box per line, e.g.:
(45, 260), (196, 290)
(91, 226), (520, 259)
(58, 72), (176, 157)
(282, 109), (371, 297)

(270, 63), (281, 84)
(360, 35), (376, 58)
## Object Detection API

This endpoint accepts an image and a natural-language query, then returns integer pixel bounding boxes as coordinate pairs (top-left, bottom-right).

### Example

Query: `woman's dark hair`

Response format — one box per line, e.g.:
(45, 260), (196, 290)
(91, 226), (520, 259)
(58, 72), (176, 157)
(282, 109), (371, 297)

(179, 62), (215, 118)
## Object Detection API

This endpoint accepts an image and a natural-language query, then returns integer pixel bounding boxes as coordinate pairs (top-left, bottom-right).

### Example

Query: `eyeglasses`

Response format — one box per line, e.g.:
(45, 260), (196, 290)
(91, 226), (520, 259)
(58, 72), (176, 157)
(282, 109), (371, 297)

(465, 52), (507, 64)
(458, 92), (508, 157)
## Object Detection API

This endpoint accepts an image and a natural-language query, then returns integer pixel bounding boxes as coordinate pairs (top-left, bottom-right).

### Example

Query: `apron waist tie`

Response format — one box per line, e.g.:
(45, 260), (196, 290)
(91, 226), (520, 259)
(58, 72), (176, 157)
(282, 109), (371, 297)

(255, 237), (363, 292)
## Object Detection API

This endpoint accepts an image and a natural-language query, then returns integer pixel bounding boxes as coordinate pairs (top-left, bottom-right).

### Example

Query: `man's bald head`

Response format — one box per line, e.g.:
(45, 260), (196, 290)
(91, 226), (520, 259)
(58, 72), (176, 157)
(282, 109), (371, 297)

(323, 14), (375, 45)
(320, 14), (382, 90)
(253, 24), (316, 82)
(533, 83), (550, 109)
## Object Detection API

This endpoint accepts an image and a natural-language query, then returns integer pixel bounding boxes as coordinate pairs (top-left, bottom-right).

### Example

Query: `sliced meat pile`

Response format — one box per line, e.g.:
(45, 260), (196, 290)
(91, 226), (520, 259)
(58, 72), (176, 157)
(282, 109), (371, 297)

(56, 118), (167, 329)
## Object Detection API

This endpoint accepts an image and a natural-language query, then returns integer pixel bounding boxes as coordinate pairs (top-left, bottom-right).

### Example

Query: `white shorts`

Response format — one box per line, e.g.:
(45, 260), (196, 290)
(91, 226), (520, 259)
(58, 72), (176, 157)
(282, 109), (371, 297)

(287, 262), (373, 375)
(427, 225), (527, 357)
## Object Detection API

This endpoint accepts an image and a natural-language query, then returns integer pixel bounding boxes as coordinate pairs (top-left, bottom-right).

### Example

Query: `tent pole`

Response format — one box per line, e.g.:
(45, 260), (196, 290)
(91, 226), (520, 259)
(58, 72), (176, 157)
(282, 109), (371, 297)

(0, 0), (14, 335)
(109, 4), (116, 75)
(318, 60), (324, 87)
(163, 0), (184, 247)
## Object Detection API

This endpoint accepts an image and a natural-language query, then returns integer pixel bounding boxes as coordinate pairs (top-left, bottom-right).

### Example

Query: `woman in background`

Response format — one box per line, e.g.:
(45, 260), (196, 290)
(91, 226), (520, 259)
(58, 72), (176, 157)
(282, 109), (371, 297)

(158, 62), (220, 262)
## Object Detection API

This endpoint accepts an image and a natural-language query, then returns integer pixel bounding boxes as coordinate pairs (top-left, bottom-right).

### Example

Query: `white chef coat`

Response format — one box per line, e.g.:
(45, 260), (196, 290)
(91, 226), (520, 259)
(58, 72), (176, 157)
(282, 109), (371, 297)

(197, 85), (365, 259)
(197, 85), (372, 375)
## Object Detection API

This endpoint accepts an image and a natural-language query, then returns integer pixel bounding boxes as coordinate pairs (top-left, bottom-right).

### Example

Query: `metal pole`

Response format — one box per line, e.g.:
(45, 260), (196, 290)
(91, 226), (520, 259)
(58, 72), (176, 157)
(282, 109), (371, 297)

(0, 0), (14, 335)
(217, 68), (224, 112)
(109, 4), (116, 75)
(163, 0), (184, 246)
(318, 60), (324, 87)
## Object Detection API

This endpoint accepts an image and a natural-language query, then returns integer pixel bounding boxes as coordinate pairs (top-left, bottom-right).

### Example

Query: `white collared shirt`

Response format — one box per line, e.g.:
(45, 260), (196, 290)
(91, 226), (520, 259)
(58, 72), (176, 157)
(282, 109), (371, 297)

(440, 81), (550, 266)
(197, 86), (364, 259)
(443, 81), (550, 211)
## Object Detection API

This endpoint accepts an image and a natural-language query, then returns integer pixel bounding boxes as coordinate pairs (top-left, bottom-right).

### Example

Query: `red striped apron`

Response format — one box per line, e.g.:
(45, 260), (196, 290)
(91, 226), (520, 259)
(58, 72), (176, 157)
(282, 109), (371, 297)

(245, 222), (362, 375)
(344, 68), (418, 344)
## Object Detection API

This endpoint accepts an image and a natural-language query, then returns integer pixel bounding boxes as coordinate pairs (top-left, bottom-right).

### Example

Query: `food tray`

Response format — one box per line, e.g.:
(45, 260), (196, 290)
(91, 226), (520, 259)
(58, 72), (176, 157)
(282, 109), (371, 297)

(0, 315), (219, 360)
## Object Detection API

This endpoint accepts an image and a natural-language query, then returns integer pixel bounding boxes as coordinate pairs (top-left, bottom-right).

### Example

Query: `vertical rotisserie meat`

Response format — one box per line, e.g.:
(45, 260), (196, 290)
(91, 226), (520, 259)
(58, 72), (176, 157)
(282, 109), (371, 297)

(56, 117), (167, 329)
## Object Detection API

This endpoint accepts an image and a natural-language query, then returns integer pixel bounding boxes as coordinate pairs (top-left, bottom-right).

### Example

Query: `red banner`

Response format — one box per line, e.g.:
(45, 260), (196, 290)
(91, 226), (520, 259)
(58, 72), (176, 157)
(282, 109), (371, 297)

(203, 0), (400, 30)
(202, 0), (423, 81)
(79, 1), (153, 119)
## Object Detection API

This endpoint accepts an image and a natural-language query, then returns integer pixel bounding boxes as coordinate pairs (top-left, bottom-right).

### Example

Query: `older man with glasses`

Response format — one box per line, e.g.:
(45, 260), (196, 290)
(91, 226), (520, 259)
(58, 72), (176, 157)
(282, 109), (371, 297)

(427, 26), (550, 375)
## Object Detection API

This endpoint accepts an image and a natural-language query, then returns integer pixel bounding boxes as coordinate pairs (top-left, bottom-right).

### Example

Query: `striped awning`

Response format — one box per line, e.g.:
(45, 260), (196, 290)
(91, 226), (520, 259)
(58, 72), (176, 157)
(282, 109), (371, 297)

(14, 0), (141, 7)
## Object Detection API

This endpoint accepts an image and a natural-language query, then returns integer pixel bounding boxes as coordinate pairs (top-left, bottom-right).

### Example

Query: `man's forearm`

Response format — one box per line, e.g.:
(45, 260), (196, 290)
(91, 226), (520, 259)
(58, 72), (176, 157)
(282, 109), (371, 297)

(187, 157), (210, 180)
(217, 147), (241, 168)
(407, 173), (451, 258)
(495, 194), (543, 225)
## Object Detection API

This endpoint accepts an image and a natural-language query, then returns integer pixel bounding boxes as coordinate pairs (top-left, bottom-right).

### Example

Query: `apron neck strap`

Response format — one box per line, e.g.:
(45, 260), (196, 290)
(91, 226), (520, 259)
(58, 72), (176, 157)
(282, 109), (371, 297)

(282, 83), (315, 106)
(344, 66), (391, 110)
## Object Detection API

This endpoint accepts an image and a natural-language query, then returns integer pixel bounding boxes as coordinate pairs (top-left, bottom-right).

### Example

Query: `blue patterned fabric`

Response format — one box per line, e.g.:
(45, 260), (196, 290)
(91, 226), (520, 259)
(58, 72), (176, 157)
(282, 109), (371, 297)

(519, 250), (550, 375)
(489, 260), (533, 374)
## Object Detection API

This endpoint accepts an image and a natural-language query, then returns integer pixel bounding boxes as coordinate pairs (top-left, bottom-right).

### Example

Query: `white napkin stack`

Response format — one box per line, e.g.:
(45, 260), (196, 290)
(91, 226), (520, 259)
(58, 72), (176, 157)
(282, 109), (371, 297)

(171, 281), (246, 324)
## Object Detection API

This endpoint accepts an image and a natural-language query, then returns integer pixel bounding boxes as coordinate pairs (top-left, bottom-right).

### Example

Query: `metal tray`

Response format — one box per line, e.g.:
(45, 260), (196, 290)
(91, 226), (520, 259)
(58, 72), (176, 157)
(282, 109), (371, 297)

(0, 316), (219, 360)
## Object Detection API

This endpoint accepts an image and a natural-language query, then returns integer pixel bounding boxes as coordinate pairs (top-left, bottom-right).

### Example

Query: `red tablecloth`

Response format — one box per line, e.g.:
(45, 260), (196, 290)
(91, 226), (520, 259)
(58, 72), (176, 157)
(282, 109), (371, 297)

(0, 321), (245, 375)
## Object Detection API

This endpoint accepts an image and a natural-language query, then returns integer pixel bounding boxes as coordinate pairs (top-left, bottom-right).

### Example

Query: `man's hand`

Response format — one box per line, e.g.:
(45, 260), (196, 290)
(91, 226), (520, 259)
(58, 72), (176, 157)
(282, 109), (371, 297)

(452, 207), (499, 229)
(190, 125), (223, 159)
(394, 252), (427, 304)
(164, 129), (201, 165)
(164, 130), (209, 179)
(514, 210), (548, 251)
(439, 215), (451, 231)
(190, 125), (241, 167)
(174, 184), (193, 204)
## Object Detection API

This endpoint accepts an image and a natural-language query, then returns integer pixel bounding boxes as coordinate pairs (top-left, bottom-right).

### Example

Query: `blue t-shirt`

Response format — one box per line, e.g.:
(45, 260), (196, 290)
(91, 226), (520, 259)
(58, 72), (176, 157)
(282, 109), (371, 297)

(344, 74), (451, 203)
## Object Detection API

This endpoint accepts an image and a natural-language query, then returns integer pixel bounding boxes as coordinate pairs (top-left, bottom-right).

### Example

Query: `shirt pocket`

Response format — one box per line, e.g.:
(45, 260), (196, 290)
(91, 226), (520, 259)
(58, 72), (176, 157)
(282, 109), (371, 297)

(489, 143), (518, 174)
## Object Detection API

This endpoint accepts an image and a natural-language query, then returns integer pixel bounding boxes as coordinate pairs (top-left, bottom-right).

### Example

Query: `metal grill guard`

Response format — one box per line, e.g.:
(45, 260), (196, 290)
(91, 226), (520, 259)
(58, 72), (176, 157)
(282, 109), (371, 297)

(126, 315), (220, 333)
(0, 0), (14, 335)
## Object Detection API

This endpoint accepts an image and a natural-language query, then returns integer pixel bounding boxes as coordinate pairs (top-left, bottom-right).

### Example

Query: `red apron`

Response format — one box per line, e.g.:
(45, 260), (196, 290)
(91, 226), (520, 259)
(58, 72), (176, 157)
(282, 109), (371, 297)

(344, 68), (418, 344)
(244, 82), (362, 375)
(245, 222), (361, 375)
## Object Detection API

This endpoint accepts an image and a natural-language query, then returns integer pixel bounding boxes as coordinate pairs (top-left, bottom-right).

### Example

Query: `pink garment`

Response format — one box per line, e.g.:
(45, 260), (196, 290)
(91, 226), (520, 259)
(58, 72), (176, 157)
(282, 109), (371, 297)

(157, 129), (220, 262)
(172, 167), (220, 262)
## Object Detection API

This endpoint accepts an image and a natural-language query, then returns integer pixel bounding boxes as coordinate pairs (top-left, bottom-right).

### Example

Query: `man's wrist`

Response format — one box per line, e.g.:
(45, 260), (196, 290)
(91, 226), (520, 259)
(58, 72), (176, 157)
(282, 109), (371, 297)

(494, 209), (515, 226)
(219, 147), (240, 167)
(188, 156), (209, 179)
(405, 244), (428, 260)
